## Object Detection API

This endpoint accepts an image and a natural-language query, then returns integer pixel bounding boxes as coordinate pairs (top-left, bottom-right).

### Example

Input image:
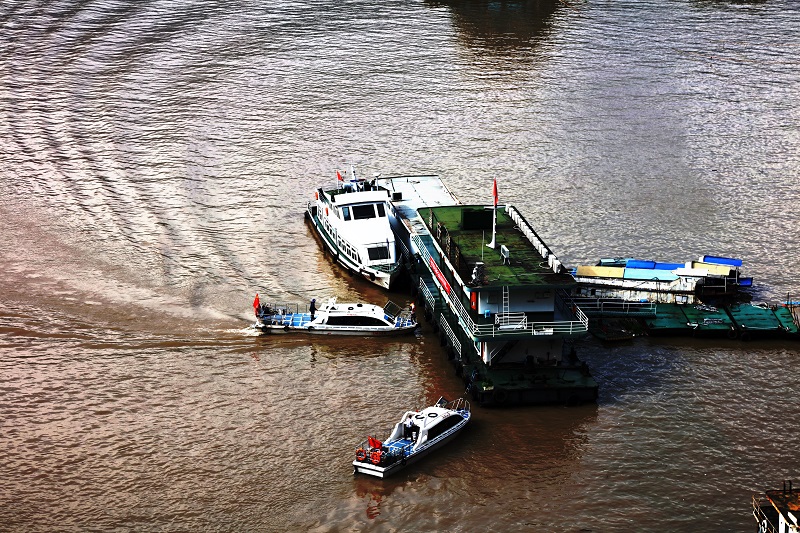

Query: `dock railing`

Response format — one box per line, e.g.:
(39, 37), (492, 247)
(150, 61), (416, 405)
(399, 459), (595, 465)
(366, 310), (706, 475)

(505, 205), (563, 274)
(439, 313), (462, 357)
(569, 297), (658, 317)
(752, 495), (777, 533)
(411, 233), (588, 338)
(256, 302), (305, 317)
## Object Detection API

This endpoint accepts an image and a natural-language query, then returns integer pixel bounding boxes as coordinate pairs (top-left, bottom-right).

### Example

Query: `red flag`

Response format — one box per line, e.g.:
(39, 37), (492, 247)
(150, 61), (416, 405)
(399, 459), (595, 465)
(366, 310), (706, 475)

(368, 436), (382, 449)
(336, 170), (343, 181)
(492, 178), (498, 207)
(253, 293), (260, 316)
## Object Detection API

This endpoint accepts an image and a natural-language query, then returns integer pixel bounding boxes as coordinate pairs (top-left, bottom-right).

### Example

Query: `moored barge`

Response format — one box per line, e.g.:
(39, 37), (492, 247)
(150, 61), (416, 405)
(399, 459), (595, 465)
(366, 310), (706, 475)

(382, 175), (597, 406)
(572, 256), (752, 305)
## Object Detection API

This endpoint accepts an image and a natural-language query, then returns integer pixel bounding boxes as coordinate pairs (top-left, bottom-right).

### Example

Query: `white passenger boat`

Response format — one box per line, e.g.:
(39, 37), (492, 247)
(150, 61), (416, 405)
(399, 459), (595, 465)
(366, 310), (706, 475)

(352, 397), (470, 478)
(305, 167), (402, 290)
(253, 296), (417, 336)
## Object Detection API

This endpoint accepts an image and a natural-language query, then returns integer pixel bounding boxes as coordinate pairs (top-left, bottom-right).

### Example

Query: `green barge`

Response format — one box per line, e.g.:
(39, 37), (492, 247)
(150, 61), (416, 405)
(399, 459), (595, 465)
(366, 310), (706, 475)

(383, 176), (597, 406)
(645, 302), (799, 340)
(578, 298), (800, 340)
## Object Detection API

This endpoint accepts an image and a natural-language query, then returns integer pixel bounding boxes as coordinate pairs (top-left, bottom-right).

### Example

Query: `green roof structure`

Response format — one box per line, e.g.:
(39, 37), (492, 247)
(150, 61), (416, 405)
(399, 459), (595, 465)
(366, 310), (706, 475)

(419, 205), (575, 291)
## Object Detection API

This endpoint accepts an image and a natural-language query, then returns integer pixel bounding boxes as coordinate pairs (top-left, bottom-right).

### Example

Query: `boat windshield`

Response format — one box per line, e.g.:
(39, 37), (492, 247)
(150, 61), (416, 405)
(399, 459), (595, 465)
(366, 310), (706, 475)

(351, 204), (386, 220)
(367, 245), (390, 260)
(326, 316), (388, 326)
(425, 414), (462, 440)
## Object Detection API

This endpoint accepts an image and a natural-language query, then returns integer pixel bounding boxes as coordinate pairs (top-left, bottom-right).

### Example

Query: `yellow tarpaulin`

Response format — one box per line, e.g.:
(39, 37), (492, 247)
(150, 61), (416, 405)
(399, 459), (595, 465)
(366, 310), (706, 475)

(575, 266), (625, 278)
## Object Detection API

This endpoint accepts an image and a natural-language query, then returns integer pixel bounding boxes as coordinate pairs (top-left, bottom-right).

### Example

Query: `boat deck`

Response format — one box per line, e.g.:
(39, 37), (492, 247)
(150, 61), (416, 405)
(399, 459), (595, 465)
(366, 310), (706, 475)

(259, 312), (415, 329)
(419, 205), (575, 289)
(385, 174), (460, 258)
(385, 175), (460, 229)
(384, 438), (413, 455)
(645, 303), (799, 339)
(269, 312), (313, 327)
(729, 304), (786, 331)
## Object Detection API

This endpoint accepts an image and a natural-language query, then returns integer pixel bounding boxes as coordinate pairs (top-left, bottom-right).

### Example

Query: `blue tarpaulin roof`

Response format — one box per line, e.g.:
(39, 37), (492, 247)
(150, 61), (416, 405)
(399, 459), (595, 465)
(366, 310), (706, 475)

(701, 255), (743, 267)
(626, 259), (656, 269)
(654, 262), (685, 270)
(623, 268), (680, 281)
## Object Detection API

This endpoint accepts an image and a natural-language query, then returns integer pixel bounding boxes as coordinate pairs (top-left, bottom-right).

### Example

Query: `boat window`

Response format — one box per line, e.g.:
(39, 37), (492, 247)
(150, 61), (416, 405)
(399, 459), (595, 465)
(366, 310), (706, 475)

(342, 207), (351, 221)
(326, 316), (387, 326)
(425, 415), (462, 440)
(352, 205), (375, 220)
(376, 204), (386, 217)
(368, 246), (390, 261)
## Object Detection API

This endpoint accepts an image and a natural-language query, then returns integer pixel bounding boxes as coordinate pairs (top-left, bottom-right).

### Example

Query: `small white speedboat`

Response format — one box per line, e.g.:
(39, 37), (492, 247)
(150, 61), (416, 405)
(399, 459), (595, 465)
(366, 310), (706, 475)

(253, 297), (417, 336)
(353, 397), (470, 478)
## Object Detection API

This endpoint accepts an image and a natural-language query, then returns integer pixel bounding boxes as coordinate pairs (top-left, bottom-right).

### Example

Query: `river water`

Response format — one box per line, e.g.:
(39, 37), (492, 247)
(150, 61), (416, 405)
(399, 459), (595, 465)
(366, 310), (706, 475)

(2, 0), (799, 531)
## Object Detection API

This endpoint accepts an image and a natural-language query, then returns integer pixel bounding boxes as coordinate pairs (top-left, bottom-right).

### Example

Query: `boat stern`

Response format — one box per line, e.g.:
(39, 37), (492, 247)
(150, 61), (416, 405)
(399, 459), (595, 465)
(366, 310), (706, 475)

(352, 460), (390, 478)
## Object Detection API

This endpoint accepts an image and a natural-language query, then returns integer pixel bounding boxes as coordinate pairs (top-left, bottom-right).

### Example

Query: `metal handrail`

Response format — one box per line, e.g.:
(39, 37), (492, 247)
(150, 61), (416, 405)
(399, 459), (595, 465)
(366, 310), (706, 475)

(439, 313), (462, 357)
(495, 312), (527, 327)
(472, 320), (587, 336)
(505, 205), (563, 273)
(411, 235), (588, 338)
(752, 495), (777, 533)
(443, 397), (470, 413)
(570, 297), (658, 315)
(372, 262), (402, 274)
(418, 278), (436, 310)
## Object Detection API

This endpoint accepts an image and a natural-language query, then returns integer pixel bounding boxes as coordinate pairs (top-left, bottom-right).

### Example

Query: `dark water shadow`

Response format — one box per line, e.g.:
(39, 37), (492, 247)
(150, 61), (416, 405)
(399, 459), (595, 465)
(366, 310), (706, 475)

(693, 0), (767, 5)
(576, 337), (692, 406)
(425, 0), (561, 61)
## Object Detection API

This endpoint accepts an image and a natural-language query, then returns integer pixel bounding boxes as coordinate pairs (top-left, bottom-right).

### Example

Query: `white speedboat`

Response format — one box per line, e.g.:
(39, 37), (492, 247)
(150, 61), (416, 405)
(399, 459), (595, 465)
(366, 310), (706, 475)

(305, 167), (402, 290)
(353, 397), (470, 478)
(253, 297), (417, 336)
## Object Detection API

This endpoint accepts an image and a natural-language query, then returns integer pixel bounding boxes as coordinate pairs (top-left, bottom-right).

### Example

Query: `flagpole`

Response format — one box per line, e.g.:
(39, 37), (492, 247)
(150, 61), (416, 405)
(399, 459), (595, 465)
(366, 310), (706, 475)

(487, 206), (496, 249)
(487, 178), (497, 249)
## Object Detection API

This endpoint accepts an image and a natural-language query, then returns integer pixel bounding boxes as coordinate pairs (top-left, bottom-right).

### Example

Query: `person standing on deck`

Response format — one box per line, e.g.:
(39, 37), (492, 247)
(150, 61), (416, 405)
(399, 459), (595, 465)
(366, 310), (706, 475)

(310, 298), (316, 320)
(405, 416), (415, 440)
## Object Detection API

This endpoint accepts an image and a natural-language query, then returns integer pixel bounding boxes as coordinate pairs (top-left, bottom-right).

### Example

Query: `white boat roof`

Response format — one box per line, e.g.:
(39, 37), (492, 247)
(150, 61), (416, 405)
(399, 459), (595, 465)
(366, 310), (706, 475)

(330, 189), (390, 206)
(382, 175), (460, 235)
(407, 404), (463, 428)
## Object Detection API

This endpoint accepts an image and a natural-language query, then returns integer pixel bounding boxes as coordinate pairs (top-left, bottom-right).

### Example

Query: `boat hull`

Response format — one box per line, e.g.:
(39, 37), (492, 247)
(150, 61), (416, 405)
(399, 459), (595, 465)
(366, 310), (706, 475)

(253, 298), (417, 337)
(305, 203), (400, 290)
(256, 324), (417, 336)
(352, 417), (467, 478)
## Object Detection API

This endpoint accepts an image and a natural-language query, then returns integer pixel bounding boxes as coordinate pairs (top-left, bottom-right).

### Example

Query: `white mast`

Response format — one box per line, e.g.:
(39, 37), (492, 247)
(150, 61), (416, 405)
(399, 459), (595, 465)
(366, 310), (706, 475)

(487, 178), (498, 249)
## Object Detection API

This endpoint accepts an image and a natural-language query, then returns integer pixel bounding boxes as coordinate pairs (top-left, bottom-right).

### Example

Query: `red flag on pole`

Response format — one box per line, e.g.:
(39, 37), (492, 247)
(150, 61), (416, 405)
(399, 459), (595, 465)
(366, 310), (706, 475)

(336, 170), (343, 181)
(253, 293), (260, 316)
(492, 178), (498, 207)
